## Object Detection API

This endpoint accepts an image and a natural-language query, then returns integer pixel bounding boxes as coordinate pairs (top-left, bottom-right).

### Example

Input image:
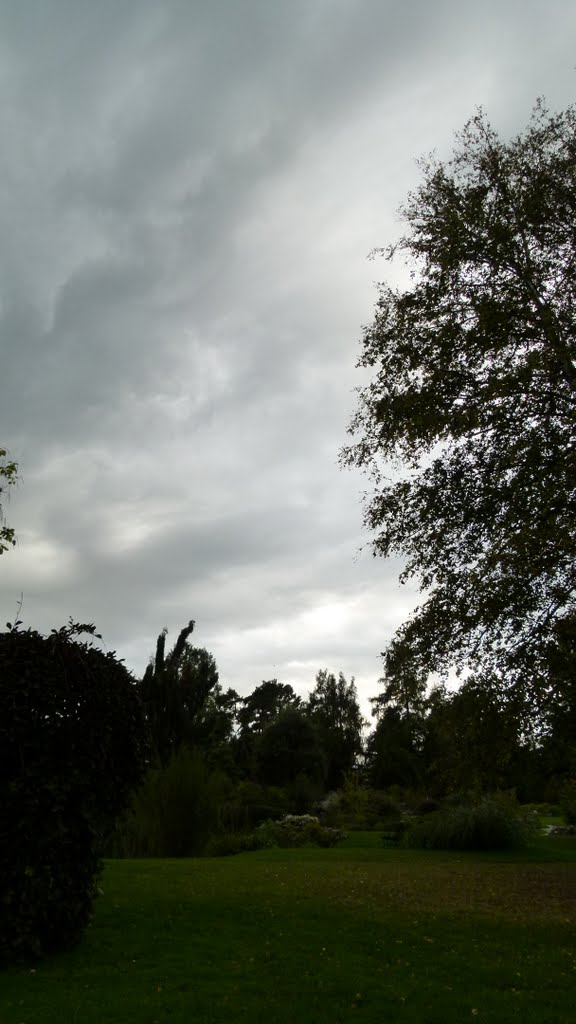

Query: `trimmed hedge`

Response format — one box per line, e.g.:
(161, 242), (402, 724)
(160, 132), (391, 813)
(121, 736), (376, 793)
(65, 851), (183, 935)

(0, 622), (150, 963)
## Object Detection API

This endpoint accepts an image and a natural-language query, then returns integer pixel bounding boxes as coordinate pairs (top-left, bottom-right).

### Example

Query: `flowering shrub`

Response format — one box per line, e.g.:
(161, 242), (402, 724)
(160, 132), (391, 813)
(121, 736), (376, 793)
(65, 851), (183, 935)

(255, 814), (345, 849)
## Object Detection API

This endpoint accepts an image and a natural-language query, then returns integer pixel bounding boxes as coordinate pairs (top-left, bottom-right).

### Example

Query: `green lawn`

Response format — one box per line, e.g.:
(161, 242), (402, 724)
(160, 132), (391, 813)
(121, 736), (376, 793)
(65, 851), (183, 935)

(1, 835), (575, 1024)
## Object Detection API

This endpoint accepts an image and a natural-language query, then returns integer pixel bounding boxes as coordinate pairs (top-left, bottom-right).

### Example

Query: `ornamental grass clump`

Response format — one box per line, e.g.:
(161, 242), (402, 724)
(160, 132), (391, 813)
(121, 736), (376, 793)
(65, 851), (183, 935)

(403, 798), (538, 851)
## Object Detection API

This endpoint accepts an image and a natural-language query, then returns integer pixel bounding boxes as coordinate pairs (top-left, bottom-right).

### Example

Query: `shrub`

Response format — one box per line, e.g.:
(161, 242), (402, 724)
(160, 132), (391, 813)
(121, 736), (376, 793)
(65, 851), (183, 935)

(560, 781), (576, 827)
(521, 801), (561, 818)
(322, 785), (402, 830)
(286, 771), (323, 814)
(415, 797), (441, 815)
(381, 815), (412, 846)
(107, 746), (229, 857)
(255, 814), (345, 849)
(216, 780), (288, 832)
(403, 798), (538, 851)
(204, 833), (261, 857)
(366, 790), (403, 823)
(0, 622), (150, 964)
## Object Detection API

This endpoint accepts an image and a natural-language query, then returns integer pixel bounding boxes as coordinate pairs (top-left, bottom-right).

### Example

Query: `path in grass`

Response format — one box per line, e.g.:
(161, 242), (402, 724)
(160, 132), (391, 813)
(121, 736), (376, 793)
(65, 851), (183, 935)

(1, 837), (575, 1024)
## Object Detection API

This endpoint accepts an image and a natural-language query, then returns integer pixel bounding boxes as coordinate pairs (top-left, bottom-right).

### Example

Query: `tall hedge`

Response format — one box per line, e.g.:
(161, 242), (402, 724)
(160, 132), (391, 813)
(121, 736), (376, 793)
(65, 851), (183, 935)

(0, 620), (150, 964)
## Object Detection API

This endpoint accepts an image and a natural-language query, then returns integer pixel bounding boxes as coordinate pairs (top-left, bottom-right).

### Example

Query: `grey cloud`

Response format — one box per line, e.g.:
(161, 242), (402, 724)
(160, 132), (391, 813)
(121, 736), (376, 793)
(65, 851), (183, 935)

(1, 0), (575, 708)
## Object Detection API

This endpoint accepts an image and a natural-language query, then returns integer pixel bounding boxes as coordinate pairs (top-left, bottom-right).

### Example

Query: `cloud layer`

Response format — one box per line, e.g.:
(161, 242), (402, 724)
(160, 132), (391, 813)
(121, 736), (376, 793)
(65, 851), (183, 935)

(1, 0), (575, 713)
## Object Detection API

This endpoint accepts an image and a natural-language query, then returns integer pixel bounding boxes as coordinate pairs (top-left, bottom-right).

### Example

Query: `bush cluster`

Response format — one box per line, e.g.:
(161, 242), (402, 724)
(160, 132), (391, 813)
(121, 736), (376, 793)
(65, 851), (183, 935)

(321, 785), (402, 830)
(255, 814), (345, 849)
(401, 798), (538, 851)
(105, 746), (230, 858)
(204, 833), (263, 857)
(560, 781), (576, 827)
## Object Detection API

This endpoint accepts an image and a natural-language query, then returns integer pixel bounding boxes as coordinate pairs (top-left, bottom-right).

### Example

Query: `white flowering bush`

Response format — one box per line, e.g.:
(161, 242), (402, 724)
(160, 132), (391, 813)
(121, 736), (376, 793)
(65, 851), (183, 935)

(255, 814), (345, 849)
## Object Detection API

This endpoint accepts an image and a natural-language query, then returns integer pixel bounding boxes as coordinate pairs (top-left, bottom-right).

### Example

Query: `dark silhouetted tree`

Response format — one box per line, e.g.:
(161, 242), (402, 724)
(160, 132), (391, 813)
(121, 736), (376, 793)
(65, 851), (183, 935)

(238, 679), (301, 736)
(342, 101), (576, 699)
(254, 707), (326, 789)
(139, 621), (219, 766)
(307, 670), (364, 788)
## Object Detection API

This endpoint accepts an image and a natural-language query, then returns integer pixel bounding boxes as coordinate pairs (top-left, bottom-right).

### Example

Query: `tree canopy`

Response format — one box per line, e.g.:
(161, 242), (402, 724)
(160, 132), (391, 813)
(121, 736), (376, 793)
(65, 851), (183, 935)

(342, 100), (576, 700)
(237, 679), (301, 736)
(139, 621), (220, 766)
(307, 670), (364, 788)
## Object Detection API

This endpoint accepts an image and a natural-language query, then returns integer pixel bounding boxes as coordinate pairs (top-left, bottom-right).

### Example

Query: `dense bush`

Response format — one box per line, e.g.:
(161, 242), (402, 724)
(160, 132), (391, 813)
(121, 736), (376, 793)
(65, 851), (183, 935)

(321, 782), (402, 830)
(204, 832), (262, 857)
(560, 782), (576, 827)
(106, 746), (230, 857)
(403, 798), (538, 851)
(0, 622), (150, 964)
(415, 797), (441, 815)
(255, 814), (345, 849)
(215, 780), (289, 833)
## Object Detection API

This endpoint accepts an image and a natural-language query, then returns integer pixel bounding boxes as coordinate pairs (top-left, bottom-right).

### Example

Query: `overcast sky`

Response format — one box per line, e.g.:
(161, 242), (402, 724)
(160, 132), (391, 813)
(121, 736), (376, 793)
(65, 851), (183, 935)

(0, 0), (574, 716)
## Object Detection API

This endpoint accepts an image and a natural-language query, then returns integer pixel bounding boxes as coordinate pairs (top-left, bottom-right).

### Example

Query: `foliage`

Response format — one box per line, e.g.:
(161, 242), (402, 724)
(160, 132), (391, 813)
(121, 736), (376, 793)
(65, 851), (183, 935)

(254, 814), (345, 849)
(106, 746), (230, 857)
(324, 776), (403, 830)
(191, 683), (241, 762)
(237, 679), (301, 736)
(422, 677), (527, 795)
(233, 680), (302, 776)
(216, 779), (289, 832)
(365, 706), (424, 790)
(337, 771), (370, 816)
(560, 780), (576, 827)
(254, 706), (326, 788)
(204, 831), (263, 857)
(0, 447), (18, 555)
(403, 797), (539, 851)
(538, 613), (576, 780)
(139, 621), (219, 767)
(364, 789), (403, 824)
(415, 797), (441, 814)
(342, 101), (576, 696)
(307, 670), (365, 788)
(0, 620), (150, 964)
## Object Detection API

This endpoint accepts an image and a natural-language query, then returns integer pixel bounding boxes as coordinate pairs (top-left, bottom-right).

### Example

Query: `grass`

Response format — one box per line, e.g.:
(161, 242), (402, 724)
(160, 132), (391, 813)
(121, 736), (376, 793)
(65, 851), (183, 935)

(1, 833), (575, 1024)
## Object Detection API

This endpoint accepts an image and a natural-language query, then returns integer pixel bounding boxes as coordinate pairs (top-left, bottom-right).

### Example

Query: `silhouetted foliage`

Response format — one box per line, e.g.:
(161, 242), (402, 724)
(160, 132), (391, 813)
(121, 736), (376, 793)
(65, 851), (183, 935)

(139, 620), (219, 766)
(342, 101), (576, 697)
(307, 670), (364, 789)
(0, 447), (18, 556)
(0, 620), (150, 964)
(235, 679), (302, 776)
(106, 747), (230, 857)
(254, 707), (326, 789)
(238, 679), (301, 735)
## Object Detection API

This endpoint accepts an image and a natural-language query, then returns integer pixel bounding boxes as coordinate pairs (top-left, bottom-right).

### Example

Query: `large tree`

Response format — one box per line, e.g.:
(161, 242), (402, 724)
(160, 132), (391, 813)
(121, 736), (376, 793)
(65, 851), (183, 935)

(307, 670), (364, 789)
(237, 679), (301, 736)
(342, 101), (576, 697)
(139, 621), (220, 766)
(254, 707), (326, 789)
